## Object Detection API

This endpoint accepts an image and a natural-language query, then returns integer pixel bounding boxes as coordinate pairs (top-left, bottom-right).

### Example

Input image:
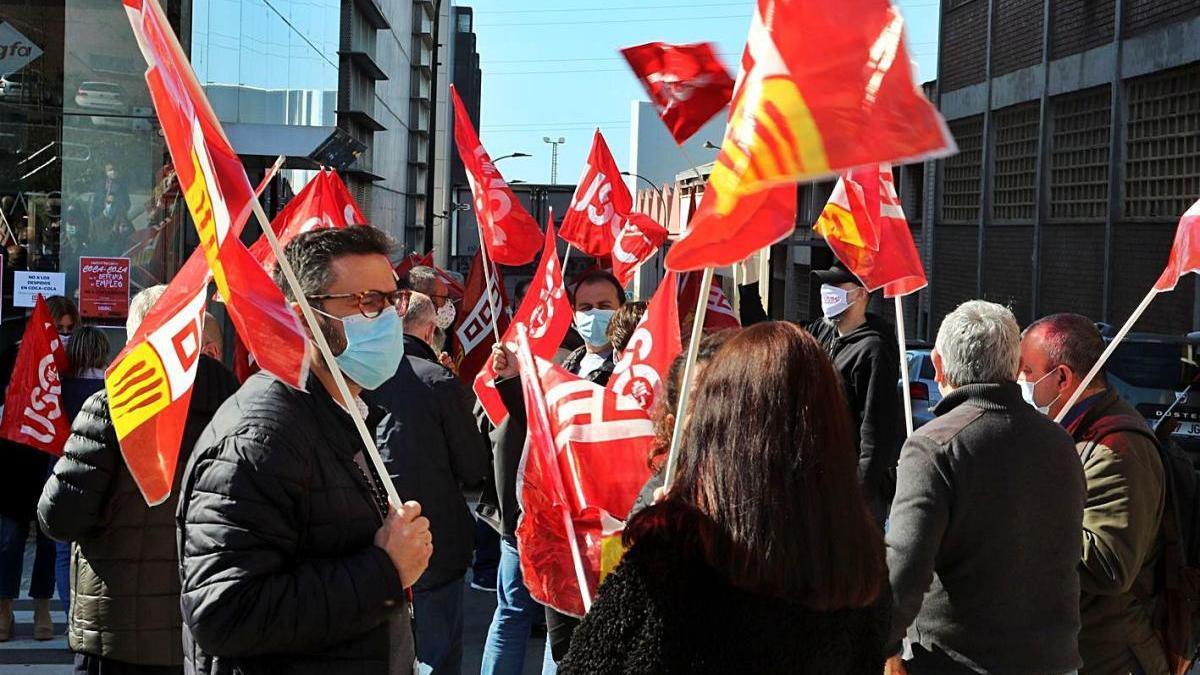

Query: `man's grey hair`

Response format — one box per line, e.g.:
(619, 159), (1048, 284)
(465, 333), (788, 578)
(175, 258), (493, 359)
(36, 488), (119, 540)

(127, 284), (168, 339)
(934, 300), (1021, 387)
(408, 266), (438, 295)
(404, 291), (437, 335)
(1023, 313), (1106, 383)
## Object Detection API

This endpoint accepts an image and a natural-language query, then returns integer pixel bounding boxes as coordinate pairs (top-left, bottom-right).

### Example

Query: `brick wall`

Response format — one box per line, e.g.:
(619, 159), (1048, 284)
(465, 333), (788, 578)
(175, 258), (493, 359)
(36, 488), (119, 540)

(992, 0), (1043, 77)
(941, 0), (990, 92)
(1112, 224), (1195, 334)
(932, 224), (980, 330)
(1123, 0), (1200, 38)
(1038, 224), (1106, 320)
(1051, 0), (1115, 59)
(981, 225), (1034, 324)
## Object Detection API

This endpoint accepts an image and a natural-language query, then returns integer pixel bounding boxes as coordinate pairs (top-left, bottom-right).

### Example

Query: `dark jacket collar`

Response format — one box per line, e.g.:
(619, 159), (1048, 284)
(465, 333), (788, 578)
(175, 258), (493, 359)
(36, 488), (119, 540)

(403, 334), (437, 364)
(933, 381), (1026, 416)
(1066, 388), (1149, 441)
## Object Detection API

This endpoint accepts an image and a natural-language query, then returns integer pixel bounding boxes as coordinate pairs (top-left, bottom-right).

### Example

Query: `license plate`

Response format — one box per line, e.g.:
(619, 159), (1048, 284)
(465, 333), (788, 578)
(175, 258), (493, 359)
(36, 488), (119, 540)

(1176, 422), (1200, 438)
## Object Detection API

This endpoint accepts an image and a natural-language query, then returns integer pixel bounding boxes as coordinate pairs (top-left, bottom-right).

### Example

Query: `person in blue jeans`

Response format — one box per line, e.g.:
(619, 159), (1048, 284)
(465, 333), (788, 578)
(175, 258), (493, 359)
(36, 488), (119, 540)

(481, 536), (555, 675)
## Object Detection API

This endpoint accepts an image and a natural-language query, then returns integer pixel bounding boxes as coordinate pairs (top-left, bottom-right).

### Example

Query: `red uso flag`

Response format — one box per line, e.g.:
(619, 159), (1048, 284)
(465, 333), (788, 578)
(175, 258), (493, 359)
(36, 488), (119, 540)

(559, 130), (633, 258)
(0, 296), (70, 456)
(679, 271), (740, 332)
(813, 164), (927, 297)
(514, 329), (654, 618)
(451, 85), (542, 266)
(248, 169), (366, 270)
(607, 271), (682, 413)
(475, 216), (574, 426)
(453, 251), (509, 384)
(611, 213), (669, 287)
(621, 42), (735, 145)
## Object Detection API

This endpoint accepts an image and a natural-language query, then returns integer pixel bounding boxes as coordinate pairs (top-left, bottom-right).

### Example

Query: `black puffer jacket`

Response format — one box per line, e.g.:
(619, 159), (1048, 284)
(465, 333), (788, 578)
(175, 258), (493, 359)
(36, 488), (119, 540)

(38, 355), (238, 666)
(178, 371), (413, 675)
(560, 501), (890, 674)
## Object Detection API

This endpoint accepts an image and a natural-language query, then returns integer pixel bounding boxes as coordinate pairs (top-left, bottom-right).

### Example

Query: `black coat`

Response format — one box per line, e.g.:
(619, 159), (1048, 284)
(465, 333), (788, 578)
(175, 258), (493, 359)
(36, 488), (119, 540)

(365, 335), (489, 591)
(177, 370), (413, 675)
(807, 315), (901, 523)
(0, 342), (50, 524)
(38, 356), (238, 666)
(559, 501), (890, 674)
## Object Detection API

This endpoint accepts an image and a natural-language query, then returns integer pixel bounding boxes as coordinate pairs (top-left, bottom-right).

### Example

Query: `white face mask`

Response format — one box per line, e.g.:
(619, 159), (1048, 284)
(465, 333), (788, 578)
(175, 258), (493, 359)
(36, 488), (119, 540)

(820, 284), (854, 319)
(434, 301), (456, 330)
(1018, 368), (1062, 416)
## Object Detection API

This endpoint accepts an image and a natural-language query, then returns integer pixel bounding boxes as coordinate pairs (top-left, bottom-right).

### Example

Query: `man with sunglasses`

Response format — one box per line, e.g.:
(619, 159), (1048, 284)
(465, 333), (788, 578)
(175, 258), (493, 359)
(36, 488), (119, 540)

(408, 266), (458, 370)
(178, 227), (433, 675)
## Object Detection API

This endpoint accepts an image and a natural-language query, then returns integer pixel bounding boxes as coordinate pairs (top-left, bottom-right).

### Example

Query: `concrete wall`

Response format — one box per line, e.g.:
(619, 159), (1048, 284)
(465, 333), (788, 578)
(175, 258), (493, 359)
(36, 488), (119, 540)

(626, 100), (723, 192)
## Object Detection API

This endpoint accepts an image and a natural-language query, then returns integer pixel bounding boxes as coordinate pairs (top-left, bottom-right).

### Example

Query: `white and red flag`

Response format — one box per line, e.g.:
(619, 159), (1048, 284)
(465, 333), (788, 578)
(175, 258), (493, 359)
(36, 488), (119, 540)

(248, 169), (366, 270)
(513, 329), (654, 618)
(117, 0), (308, 504)
(451, 85), (542, 266)
(679, 271), (740, 332)
(559, 130), (633, 258)
(610, 214), (669, 287)
(0, 296), (70, 456)
(621, 42), (735, 145)
(607, 271), (682, 413)
(453, 251), (509, 384)
(813, 164), (927, 297)
(1155, 199), (1200, 293)
(475, 216), (574, 426)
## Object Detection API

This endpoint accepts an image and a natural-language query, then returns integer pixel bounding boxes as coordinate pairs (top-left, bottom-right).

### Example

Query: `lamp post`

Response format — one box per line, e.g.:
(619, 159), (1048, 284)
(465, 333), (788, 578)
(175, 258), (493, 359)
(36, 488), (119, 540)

(493, 152), (531, 164)
(621, 170), (667, 209)
(542, 136), (565, 183)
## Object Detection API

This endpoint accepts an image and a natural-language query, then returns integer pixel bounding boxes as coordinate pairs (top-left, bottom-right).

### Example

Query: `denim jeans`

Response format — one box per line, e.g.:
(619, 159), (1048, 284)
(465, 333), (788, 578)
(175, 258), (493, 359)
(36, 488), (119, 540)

(413, 576), (464, 675)
(55, 541), (70, 607)
(481, 536), (544, 675)
(0, 515), (55, 599)
(472, 519), (501, 588)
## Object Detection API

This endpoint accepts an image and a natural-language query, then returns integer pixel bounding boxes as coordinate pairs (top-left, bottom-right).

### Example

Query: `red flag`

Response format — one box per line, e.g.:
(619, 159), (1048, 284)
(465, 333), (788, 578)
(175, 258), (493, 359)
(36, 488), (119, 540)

(514, 330), (654, 618)
(231, 332), (257, 383)
(124, 0), (307, 390)
(1155, 199), (1200, 293)
(248, 169), (366, 270)
(679, 271), (740, 332)
(453, 251), (510, 384)
(666, 0), (953, 272)
(475, 218), (574, 425)
(394, 252), (435, 280)
(560, 130), (633, 257)
(0, 296), (70, 457)
(813, 164), (927, 297)
(610, 213), (669, 286)
(451, 85), (542, 265)
(607, 272), (682, 412)
(621, 42), (735, 145)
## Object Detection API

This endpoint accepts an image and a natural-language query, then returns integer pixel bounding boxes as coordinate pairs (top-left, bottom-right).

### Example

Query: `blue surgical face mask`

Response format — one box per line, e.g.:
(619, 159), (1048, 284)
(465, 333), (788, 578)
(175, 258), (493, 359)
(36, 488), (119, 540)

(575, 309), (615, 348)
(316, 307), (404, 391)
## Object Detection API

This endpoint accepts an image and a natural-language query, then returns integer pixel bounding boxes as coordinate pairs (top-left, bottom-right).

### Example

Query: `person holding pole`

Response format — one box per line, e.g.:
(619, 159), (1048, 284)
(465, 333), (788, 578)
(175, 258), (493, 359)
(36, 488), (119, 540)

(1019, 314), (1168, 675)
(806, 263), (901, 527)
(886, 301), (1085, 675)
(177, 227), (432, 675)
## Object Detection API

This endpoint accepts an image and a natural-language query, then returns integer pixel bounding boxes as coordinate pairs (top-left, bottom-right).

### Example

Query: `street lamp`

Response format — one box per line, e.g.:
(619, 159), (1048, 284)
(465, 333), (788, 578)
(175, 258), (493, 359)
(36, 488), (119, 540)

(702, 140), (720, 150)
(493, 152), (531, 163)
(621, 170), (667, 209)
(542, 136), (566, 183)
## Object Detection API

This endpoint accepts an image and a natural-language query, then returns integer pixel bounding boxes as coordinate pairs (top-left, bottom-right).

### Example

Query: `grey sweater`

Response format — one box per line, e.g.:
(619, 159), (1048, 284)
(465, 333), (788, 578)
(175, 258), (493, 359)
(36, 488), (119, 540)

(887, 382), (1086, 675)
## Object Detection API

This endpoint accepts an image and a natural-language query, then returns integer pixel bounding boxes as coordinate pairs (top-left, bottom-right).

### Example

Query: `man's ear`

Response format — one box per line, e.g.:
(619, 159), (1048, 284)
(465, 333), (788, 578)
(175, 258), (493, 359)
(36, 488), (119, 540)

(931, 348), (946, 386)
(291, 301), (315, 340)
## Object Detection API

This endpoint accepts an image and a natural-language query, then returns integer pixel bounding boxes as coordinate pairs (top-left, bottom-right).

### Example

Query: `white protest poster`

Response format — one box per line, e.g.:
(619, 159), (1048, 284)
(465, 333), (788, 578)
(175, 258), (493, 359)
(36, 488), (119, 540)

(13, 271), (65, 307)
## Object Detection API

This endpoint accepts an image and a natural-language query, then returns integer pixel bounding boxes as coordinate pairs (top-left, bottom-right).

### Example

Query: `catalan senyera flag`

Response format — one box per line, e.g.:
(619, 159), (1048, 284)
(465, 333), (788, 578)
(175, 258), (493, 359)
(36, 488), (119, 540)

(1154, 199), (1200, 293)
(666, 0), (954, 272)
(813, 164), (927, 297)
(117, 0), (308, 504)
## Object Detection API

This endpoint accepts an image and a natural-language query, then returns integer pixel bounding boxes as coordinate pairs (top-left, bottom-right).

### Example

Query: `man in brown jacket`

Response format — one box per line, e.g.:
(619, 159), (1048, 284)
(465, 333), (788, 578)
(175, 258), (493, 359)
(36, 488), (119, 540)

(1020, 313), (1168, 675)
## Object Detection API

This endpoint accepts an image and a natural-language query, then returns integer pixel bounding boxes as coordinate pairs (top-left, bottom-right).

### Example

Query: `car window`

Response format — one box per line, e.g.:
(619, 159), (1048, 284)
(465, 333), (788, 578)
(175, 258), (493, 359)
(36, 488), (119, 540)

(919, 356), (936, 380)
(1107, 340), (1197, 390)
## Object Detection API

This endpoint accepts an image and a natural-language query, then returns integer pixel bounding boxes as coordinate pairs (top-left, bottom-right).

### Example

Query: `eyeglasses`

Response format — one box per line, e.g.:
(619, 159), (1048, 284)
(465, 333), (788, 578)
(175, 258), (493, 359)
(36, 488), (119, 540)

(306, 289), (410, 319)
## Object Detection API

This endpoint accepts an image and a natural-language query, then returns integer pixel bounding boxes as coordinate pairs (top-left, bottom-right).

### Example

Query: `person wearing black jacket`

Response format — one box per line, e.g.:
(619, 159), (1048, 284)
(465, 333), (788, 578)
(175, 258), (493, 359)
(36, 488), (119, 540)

(38, 286), (239, 673)
(806, 263), (901, 526)
(479, 270), (625, 675)
(366, 292), (489, 675)
(176, 227), (432, 675)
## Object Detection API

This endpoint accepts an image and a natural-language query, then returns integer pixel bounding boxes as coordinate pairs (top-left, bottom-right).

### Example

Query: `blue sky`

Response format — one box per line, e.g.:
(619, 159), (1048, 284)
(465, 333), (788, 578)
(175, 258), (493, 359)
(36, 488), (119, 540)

(469, 1), (941, 185)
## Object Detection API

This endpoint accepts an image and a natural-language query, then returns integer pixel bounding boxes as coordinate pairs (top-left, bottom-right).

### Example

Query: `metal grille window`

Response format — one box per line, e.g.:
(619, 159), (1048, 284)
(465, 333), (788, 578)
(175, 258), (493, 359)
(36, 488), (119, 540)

(992, 103), (1040, 222)
(1124, 65), (1200, 220)
(942, 116), (984, 223)
(1050, 86), (1111, 221)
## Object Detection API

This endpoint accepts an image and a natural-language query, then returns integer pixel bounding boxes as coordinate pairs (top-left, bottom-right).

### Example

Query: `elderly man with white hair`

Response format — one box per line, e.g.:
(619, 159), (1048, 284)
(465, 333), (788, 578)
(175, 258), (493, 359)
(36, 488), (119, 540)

(885, 300), (1086, 675)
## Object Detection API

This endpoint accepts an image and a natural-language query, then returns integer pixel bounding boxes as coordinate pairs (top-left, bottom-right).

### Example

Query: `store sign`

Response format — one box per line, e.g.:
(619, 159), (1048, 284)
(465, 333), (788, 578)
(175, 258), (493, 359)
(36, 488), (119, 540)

(0, 23), (43, 75)
(79, 257), (131, 320)
(13, 271), (65, 308)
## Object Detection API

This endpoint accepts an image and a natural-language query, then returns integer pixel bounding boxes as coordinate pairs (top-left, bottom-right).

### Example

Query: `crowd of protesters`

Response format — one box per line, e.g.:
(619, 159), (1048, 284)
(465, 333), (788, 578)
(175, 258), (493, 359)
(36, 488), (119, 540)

(0, 224), (1183, 675)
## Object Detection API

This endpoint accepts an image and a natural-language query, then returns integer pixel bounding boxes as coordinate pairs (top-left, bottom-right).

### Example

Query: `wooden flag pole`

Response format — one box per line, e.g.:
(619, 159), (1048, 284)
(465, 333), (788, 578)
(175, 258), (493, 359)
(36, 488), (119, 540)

(249, 198), (402, 510)
(474, 223), (504, 343)
(895, 295), (914, 438)
(1053, 286), (1158, 423)
(663, 266), (714, 489)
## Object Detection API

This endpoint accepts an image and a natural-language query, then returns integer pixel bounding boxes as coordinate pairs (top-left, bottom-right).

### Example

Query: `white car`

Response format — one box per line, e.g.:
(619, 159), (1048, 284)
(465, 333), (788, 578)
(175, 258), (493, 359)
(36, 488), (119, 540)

(74, 81), (126, 113)
(0, 73), (22, 99)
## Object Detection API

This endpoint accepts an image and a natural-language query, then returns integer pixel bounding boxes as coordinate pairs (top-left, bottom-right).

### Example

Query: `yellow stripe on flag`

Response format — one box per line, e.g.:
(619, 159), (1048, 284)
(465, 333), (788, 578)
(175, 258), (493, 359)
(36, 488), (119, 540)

(599, 533), (627, 583)
(814, 201), (867, 249)
(107, 342), (172, 440)
(183, 149), (231, 301)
